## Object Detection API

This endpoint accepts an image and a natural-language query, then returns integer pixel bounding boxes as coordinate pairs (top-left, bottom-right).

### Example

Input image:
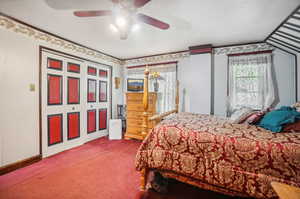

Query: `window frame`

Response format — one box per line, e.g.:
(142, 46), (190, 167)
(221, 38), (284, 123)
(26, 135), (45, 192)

(226, 51), (273, 115)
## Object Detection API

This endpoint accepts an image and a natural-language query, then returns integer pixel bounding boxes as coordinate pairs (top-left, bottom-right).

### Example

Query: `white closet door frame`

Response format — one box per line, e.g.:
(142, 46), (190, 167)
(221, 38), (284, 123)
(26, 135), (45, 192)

(40, 47), (112, 158)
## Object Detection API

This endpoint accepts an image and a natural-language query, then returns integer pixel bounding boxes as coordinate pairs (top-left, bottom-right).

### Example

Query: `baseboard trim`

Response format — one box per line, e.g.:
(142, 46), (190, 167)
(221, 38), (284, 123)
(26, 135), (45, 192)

(0, 155), (42, 175)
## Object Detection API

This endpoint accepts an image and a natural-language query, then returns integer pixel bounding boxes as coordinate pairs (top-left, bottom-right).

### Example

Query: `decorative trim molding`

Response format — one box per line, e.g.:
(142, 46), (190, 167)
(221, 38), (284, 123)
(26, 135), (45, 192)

(213, 43), (274, 55)
(124, 51), (189, 66)
(127, 61), (178, 69)
(0, 14), (276, 66)
(0, 155), (42, 175)
(124, 43), (274, 66)
(0, 15), (122, 65)
(228, 50), (273, 57)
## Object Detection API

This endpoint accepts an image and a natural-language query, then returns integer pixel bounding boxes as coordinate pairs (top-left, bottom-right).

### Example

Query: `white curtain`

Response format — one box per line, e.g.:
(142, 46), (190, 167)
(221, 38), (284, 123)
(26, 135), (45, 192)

(127, 64), (177, 114)
(228, 53), (275, 115)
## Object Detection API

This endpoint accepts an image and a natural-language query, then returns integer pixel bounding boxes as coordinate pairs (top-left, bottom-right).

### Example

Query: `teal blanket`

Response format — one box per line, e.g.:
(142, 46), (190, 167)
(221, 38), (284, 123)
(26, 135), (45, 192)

(258, 106), (300, 132)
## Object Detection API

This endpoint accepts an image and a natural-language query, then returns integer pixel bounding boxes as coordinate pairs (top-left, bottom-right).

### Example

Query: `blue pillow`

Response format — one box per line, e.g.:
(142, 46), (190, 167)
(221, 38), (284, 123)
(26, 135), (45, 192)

(258, 106), (300, 132)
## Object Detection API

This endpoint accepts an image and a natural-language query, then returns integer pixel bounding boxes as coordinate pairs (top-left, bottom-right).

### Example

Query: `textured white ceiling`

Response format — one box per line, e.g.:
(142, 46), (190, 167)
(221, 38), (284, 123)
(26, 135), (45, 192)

(0, 0), (299, 59)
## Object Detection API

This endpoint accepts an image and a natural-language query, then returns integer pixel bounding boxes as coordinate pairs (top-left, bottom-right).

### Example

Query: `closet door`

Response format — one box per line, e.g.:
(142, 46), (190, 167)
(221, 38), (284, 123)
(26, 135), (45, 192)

(86, 63), (110, 142)
(41, 51), (85, 157)
(41, 50), (111, 157)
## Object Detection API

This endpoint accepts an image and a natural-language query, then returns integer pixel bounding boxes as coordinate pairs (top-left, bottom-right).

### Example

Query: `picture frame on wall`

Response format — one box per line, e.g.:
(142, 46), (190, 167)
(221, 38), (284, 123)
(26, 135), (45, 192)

(127, 78), (144, 92)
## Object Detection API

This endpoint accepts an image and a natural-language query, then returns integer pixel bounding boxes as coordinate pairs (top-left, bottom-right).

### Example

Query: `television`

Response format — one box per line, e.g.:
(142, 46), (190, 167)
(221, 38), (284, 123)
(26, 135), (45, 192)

(127, 78), (144, 92)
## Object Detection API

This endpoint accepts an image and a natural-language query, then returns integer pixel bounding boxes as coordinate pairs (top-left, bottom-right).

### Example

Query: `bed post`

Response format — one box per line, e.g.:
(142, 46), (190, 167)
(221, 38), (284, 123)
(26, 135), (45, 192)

(140, 168), (149, 191)
(175, 80), (179, 113)
(141, 66), (150, 138)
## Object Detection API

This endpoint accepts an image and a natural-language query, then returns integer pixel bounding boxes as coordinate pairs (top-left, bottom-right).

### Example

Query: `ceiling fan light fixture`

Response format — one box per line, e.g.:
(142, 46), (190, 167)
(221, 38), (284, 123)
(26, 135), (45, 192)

(131, 23), (140, 32)
(72, 0), (169, 40)
(115, 16), (127, 27)
(110, 24), (118, 32)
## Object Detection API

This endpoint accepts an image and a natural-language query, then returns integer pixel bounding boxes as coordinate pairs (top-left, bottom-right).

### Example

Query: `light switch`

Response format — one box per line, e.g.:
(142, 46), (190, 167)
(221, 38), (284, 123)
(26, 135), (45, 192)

(29, 84), (35, 91)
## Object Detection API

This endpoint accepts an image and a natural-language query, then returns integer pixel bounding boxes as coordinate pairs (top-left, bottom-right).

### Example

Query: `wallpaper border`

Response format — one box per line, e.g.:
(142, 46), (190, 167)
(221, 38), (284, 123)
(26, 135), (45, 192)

(124, 43), (274, 66)
(0, 14), (274, 67)
(0, 15), (122, 65)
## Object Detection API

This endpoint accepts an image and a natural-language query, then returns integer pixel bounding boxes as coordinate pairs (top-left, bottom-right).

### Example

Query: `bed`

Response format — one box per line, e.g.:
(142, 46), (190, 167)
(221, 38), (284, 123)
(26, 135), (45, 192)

(135, 67), (300, 198)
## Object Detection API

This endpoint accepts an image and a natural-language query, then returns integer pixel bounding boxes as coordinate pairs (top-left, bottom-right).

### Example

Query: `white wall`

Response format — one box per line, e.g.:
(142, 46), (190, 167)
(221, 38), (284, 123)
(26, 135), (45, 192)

(178, 53), (211, 114)
(213, 54), (228, 116)
(0, 26), (123, 167)
(273, 49), (296, 107)
(123, 48), (297, 118)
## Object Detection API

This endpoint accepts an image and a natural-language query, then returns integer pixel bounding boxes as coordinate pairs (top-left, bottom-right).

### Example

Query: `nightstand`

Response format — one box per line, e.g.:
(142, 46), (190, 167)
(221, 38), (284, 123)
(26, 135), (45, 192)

(271, 182), (300, 199)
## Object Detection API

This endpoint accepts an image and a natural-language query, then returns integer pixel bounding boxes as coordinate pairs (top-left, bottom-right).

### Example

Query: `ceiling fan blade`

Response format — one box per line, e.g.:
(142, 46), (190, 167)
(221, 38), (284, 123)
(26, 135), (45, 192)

(74, 10), (112, 17)
(134, 0), (151, 8)
(137, 13), (170, 30)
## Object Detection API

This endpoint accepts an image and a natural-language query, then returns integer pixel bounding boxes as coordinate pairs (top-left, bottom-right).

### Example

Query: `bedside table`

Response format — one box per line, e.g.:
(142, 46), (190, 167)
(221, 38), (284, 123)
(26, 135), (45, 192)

(271, 182), (300, 199)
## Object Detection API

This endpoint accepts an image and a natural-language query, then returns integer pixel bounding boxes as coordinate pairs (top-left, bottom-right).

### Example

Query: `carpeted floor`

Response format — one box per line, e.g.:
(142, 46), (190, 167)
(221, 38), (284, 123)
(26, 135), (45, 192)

(0, 137), (247, 199)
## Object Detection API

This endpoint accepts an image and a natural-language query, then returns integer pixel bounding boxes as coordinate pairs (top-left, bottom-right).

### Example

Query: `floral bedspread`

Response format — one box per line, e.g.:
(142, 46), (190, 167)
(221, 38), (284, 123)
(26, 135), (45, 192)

(135, 112), (300, 198)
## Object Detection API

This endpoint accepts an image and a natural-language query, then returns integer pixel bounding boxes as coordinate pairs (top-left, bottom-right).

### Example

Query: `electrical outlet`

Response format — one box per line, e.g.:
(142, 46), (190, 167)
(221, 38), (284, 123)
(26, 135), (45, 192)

(29, 84), (35, 91)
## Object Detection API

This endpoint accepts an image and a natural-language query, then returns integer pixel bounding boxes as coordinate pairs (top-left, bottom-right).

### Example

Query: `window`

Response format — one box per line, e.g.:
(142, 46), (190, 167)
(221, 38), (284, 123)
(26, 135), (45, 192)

(227, 53), (275, 115)
(127, 63), (177, 114)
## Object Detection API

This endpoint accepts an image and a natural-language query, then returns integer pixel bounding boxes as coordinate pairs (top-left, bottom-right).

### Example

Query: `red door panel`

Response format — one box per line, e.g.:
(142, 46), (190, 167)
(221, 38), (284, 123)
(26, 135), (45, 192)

(99, 81), (107, 102)
(68, 112), (80, 140)
(99, 70), (107, 78)
(68, 77), (80, 104)
(48, 74), (62, 105)
(99, 109), (107, 130)
(47, 58), (63, 70)
(88, 66), (97, 76)
(48, 114), (63, 146)
(87, 79), (96, 102)
(67, 63), (80, 73)
(87, 110), (96, 133)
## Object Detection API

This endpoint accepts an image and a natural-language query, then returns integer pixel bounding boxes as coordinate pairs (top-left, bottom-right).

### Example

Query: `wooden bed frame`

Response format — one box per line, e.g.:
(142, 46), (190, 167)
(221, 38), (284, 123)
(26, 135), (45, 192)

(138, 68), (248, 197)
(139, 66), (179, 190)
(137, 67), (298, 198)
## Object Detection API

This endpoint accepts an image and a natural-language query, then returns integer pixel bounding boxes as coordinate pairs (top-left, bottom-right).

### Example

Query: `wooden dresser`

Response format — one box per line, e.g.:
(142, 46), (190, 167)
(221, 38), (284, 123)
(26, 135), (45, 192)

(125, 92), (157, 140)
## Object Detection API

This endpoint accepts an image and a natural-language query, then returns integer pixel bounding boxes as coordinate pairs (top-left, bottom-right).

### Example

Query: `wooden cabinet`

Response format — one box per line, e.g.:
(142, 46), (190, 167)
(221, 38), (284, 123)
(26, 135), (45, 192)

(125, 92), (157, 140)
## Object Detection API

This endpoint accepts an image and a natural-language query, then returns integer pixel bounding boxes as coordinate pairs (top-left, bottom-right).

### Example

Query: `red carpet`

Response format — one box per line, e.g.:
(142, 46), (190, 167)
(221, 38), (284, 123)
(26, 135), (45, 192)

(0, 137), (245, 199)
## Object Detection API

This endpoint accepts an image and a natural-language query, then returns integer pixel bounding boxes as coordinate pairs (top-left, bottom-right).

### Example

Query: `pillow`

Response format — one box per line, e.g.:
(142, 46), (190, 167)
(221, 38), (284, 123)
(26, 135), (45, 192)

(291, 102), (300, 112)
(230, 107), (254, 124)
(242, 111), (265, 124)
(259, 106), (300, 132)
(282, 120), (300, 132)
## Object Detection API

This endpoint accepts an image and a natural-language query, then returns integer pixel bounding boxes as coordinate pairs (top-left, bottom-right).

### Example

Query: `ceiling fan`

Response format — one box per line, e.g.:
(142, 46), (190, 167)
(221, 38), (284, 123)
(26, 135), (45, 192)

(73, 0), (170, 40)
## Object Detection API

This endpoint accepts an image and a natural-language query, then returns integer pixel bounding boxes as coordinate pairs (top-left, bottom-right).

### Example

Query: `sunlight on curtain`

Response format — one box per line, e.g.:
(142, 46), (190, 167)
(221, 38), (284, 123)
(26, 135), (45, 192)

(228, 53), (275, 115)
(127, 63), (177, 114)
